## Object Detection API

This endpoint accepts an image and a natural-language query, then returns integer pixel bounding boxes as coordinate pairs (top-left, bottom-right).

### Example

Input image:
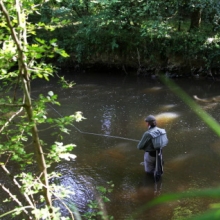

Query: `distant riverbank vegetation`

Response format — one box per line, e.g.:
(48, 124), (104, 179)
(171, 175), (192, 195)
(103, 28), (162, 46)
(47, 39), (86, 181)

(31, 0), (220, 78)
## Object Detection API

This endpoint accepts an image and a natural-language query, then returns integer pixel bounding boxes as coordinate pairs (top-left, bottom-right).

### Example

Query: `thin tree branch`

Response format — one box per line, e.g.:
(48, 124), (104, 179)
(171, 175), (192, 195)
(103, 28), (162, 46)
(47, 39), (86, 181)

(0, 107), (23, 131)
(1, 165), (36, 208)
(38, 125), (56, 132)
(35, 174), (75, 220)
(0, 206), (33, 219)
(0, 0), (23, 53)
(52, 196), (75, 220)
(0, 183), (31, 218)
(0, 103), (24, 107)
(0, 107), (24, 133)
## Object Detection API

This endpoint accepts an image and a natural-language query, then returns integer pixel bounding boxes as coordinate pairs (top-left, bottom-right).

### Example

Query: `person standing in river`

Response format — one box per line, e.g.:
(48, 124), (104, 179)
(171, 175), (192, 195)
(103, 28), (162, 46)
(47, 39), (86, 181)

(137, 115), (168, 179)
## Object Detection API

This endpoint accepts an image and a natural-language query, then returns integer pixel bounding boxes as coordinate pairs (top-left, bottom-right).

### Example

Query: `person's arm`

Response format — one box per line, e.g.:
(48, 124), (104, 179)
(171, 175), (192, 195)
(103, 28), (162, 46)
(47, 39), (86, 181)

(137, 132), (151, 150)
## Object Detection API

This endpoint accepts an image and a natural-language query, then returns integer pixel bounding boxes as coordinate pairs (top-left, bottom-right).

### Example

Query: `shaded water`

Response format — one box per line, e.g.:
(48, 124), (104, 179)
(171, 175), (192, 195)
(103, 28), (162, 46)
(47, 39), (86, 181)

(2, 73), (220, 219)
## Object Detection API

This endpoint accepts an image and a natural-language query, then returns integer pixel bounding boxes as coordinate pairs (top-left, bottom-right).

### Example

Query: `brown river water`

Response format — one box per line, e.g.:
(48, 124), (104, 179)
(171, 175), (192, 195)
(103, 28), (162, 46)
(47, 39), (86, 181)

(1, 72), (220, 219)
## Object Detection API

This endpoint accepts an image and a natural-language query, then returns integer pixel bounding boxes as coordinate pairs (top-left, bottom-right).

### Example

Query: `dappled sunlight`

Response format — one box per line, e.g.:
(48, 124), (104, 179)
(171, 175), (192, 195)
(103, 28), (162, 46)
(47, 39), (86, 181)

(155, 112), (180, 126)
(159, 104), (177, 111)
(203, 102), (219, 110)
(193, 95), (220, 103)
(135, 111), (180, 130)
(141, 86), (163, 93)
(193, 95), (220, 111)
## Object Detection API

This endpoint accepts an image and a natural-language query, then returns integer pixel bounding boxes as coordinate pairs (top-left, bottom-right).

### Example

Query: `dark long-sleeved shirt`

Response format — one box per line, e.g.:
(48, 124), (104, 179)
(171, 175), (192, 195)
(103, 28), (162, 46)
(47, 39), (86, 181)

(137, 127), (155, 152)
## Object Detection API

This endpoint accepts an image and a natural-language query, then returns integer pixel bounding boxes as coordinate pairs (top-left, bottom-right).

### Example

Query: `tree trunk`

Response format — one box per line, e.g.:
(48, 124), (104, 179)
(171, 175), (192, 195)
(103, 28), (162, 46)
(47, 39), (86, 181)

(189, 8), (202, 30)
(0, 0), (53, 214)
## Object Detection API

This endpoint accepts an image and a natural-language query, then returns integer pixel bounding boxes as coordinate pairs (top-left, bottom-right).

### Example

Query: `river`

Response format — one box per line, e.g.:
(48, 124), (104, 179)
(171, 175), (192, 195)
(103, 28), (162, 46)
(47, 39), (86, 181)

(2, 72), (220, 219)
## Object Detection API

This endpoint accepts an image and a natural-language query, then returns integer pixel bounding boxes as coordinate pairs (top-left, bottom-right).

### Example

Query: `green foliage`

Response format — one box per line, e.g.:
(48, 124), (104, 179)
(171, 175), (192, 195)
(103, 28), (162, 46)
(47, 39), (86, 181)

(47, 142), (76, 164)
(57, 75), (76, 88)
(34, 0), (220, 70)
(83, 181), (114, 220)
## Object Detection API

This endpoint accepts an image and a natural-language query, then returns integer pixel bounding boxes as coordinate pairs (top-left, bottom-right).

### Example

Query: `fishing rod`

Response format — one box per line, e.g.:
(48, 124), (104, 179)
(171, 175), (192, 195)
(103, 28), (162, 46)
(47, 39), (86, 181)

(48, 101), (166, 193)
(48, 99), (164, 189)
(47, 103), (139, 143)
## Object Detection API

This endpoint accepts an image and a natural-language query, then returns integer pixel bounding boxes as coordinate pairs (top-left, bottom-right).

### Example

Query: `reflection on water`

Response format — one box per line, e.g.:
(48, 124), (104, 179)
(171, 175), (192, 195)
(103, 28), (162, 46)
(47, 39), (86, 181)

(2, 74), (220, 219)
(101, 105), (115, 135)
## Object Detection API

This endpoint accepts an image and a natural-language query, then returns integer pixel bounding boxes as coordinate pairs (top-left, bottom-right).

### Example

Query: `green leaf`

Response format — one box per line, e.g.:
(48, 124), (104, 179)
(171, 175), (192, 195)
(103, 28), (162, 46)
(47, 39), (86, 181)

(35, 38), (45, 44)
(37, 73), (43, 78)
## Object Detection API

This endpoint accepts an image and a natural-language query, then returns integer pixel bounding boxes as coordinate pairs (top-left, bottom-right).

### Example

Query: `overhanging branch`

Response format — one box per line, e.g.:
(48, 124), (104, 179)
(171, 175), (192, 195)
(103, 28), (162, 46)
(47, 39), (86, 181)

(0, 103), (24, 107)
(0, 107), (24, 133)
(0, 183), (31, 218)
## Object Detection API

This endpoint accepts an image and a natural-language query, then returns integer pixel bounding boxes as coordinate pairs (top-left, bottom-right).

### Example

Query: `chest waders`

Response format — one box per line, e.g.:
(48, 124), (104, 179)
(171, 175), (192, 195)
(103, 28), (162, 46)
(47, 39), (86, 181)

(154, 149), (163, 195)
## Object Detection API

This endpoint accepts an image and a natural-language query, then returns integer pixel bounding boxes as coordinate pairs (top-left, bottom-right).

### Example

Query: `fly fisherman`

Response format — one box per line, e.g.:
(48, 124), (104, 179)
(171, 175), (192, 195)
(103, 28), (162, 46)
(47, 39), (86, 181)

(137, 115), (168, 181)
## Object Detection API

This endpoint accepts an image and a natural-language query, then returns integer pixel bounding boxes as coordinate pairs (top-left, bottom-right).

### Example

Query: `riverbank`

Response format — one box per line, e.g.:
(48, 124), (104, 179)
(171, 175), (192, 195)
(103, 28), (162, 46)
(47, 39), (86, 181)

(58, 61), (220, 82)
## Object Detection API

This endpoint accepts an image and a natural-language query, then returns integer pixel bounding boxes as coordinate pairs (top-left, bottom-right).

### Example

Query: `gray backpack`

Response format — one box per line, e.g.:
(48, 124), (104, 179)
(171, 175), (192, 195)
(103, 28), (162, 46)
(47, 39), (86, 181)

(148, 127), (168, 149)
